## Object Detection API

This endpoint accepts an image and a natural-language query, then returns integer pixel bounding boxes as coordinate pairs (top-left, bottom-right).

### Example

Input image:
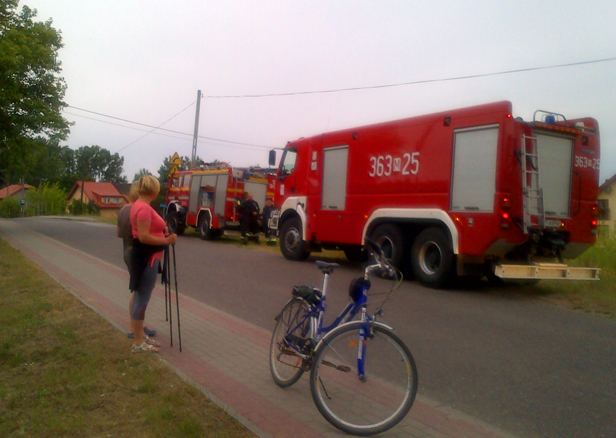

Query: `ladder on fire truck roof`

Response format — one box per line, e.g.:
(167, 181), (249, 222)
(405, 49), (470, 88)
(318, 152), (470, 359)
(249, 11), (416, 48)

(521, 134), (546, 234)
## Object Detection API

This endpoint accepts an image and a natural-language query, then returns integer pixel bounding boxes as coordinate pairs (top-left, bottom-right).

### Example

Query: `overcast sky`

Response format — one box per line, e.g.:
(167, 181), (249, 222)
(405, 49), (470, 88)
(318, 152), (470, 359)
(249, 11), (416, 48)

(22, 0), (616, 183)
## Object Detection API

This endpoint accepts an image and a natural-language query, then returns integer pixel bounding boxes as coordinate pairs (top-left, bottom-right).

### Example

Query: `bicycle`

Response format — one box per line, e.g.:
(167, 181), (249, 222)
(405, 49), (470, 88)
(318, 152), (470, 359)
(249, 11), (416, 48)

(269, 239), (418, 436)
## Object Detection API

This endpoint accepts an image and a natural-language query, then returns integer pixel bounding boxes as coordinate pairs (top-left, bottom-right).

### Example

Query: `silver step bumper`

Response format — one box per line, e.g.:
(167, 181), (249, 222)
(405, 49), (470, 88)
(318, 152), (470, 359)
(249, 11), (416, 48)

(494, 262), (600, 280)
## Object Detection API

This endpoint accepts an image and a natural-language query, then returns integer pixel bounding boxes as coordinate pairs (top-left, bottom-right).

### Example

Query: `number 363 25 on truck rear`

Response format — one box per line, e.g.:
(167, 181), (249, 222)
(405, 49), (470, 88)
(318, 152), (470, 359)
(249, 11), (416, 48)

(269, 101), (601, 288)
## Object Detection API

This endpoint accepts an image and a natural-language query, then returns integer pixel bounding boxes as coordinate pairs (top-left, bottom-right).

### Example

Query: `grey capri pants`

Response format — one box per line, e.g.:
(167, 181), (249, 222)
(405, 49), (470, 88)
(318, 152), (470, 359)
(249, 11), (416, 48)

(131, 258), (159, 320)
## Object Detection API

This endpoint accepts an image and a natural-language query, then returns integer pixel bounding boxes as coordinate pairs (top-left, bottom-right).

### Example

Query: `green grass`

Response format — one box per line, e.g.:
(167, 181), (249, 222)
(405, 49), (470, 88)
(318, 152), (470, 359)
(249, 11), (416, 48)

(0, 238), (254, 438)
(533, 236), (616, 317)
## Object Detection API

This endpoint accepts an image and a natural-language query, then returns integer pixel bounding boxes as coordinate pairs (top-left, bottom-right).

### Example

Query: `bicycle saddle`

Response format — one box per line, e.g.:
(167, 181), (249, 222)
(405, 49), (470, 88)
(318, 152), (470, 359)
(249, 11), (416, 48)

(315, 261), (340, 275)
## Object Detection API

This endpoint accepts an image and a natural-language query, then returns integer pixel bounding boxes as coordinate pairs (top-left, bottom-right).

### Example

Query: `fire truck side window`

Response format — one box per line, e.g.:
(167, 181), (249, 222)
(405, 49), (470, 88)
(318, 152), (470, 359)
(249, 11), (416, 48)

(183, 175), (191, 187)
(172, 177), (180, 188)
(280, 148), (297, 177)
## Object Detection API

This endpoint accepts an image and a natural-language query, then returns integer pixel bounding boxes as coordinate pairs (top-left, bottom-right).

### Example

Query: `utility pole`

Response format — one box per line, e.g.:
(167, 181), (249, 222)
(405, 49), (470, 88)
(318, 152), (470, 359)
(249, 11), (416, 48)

(191, 89), (202, 169)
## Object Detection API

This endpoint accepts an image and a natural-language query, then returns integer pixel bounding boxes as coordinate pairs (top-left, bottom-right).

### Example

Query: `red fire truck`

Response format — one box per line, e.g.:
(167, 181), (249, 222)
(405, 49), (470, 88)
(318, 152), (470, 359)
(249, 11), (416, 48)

(166, 164), (275, 240)
(270, 101), (601, 287)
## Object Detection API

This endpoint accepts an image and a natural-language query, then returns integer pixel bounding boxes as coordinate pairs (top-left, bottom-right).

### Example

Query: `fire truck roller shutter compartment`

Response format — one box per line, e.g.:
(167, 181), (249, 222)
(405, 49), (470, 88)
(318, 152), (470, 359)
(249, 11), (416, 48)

(451, 125), (499, 212)
(189, 175), (201, 215)
(215, 174), (229, 217)
(199, 175), (217, 210)
(536, 133), (574, 217)
(322, 146), (349, 211)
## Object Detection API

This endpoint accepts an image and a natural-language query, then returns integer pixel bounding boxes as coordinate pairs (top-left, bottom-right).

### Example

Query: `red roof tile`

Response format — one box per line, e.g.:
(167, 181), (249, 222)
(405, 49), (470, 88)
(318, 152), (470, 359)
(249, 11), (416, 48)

(0, 184), (34, 199)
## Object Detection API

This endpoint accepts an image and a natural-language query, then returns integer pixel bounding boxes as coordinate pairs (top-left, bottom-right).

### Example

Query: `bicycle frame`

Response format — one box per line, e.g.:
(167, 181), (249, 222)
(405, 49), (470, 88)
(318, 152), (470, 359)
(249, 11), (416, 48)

(283, 270), (371, 359)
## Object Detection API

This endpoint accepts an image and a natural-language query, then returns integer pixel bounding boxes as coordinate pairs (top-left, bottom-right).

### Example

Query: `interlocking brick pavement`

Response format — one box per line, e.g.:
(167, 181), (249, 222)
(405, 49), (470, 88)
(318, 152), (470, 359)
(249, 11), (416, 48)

(0, 219), (521, 438)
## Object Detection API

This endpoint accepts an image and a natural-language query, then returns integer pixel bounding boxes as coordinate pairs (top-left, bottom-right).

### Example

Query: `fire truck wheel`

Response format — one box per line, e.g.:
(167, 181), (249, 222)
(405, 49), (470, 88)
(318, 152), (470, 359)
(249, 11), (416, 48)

(198, 216), (211, 240)
(280, 217), (311, 261)
(411, 227), (454, 288)
(370, 224), (404, 268)
(167, 211), (185, 236)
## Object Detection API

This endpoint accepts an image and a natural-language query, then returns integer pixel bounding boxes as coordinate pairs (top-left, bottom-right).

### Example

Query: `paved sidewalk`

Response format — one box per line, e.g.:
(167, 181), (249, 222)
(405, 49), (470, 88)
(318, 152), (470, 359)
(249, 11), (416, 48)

(0, 219), (521, 438)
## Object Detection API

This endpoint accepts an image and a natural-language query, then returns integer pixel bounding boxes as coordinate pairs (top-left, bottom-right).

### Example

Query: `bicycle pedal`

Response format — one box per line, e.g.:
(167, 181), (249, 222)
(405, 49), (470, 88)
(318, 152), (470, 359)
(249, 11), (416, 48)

(322, 359), (351, 372)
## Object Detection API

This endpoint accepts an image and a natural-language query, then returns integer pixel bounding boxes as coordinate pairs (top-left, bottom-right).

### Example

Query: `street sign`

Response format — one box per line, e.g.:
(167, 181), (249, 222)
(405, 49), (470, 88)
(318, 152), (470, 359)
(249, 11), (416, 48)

(169, 152), (182, 166)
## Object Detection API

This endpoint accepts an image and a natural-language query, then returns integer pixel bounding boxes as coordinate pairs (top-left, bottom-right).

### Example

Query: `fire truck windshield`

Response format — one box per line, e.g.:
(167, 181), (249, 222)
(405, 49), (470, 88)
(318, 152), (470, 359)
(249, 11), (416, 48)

(280, 148), (297, 177)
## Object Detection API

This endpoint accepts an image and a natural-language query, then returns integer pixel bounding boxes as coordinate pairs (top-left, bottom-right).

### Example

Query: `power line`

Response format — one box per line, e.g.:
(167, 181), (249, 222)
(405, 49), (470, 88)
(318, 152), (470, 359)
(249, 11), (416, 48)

(65, 109), (269, 153)
(118, 101), (196, 152)
(65, 105), (273, 149)
(202, 57), (616, 98)
(64, 111), (192, 142)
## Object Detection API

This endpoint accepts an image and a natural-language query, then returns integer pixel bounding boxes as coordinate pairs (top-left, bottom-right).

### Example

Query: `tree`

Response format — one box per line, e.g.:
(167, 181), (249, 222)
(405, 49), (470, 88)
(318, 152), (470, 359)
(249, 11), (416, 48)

(0, 1), (71, 184)
(133, 168), (152, 182)
(74, 145), (126, 183)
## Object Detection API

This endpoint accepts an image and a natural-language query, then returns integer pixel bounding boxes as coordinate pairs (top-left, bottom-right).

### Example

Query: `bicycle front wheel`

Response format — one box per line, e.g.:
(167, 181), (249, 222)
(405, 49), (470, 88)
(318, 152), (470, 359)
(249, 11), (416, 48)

(310, 322), (417, 436)
(269, 298), (311, 388)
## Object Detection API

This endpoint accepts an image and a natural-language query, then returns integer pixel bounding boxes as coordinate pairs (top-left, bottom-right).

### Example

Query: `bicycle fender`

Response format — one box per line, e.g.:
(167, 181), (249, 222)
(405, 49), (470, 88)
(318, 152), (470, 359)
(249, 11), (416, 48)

(313, 320), (394, 353)
(274, 297), (296, 321)
(274, 297), (312, 321)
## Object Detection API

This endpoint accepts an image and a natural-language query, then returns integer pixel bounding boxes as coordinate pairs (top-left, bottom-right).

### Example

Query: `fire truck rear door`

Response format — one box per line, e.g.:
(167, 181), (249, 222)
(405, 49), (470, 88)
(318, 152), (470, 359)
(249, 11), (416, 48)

(536, 133), (573, 217)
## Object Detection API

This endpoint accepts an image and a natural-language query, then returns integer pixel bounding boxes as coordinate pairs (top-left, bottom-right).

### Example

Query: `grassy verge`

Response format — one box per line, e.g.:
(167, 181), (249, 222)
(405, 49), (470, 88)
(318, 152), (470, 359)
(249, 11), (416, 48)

(532, 237), (616, 317)
(0, 238), (254, 438)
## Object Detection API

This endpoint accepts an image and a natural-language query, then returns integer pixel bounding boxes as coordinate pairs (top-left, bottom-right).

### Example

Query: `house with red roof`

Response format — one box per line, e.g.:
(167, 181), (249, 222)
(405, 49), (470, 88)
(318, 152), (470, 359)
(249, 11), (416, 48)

(67, 181), (127, 219)
(598, 173), (616, 237)
(0, 184), (34, 202)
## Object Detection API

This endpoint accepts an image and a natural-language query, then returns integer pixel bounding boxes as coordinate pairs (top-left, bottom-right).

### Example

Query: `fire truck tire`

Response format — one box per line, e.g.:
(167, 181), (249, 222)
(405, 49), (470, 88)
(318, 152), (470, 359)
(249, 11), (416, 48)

(280, 217), (311, 261)
(198, 216), (211, 240)
(370, 224), (404, 268)
(167, 211), (185, 236)
(411, 227), (454, 288)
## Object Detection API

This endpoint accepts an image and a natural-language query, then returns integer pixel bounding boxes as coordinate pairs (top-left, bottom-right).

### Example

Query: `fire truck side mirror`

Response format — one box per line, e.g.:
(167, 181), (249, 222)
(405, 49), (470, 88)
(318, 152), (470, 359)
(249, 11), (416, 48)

(269, 150), (276, 167)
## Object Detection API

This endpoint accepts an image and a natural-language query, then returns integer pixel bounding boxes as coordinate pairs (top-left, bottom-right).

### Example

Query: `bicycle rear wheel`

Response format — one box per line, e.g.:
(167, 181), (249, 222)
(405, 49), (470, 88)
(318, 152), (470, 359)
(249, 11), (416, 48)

(269, 298), (311, 388)
(310, 322), (417, 436)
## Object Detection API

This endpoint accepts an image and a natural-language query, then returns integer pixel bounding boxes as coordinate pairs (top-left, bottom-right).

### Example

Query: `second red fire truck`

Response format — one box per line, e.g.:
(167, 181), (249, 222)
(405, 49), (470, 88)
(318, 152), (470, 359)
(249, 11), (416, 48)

(269, 101), (601, 287)
(166, 162), (275, 240)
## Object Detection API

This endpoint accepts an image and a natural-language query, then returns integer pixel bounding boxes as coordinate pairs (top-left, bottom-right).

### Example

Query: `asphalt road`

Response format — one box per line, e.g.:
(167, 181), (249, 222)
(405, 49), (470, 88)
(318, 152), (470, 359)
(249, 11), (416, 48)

(9, 217), (616, 438)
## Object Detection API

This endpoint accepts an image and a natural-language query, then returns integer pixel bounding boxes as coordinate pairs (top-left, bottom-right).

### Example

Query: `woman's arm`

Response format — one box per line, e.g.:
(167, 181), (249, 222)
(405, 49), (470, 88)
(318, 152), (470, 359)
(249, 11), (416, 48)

(136, 220), (177, 246)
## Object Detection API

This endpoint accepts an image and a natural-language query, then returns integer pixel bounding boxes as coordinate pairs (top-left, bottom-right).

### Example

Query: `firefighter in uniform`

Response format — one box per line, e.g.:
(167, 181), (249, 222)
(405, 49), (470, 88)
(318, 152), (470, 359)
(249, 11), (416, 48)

(262, 197), (277, 245)
(240, 192), (260, 243)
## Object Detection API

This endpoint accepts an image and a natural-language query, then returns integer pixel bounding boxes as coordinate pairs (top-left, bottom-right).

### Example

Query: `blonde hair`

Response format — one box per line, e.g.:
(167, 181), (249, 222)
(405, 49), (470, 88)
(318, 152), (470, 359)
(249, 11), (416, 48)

(137, 175), (160, 197)
(128, 182), (139, 203)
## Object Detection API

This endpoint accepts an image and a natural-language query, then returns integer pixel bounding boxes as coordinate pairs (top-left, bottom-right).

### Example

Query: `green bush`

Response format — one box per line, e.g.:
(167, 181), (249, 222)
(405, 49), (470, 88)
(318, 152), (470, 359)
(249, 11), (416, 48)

(68, 200), (88, 215)
(26, 183), (68, 216)
(68, 199), (99, 216)
(0, 197), (22, 218)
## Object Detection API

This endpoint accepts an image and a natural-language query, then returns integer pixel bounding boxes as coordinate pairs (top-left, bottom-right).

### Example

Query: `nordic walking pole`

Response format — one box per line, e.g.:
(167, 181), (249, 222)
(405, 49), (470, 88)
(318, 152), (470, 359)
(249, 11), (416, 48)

(167, 246), (174, 347)
(164, 246), (169, 322)
(172, 243), (182, 352)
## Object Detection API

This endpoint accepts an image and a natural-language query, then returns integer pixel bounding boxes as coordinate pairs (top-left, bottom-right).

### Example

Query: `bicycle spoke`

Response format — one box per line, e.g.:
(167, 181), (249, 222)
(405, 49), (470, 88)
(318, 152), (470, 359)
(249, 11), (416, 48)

(270, 299), (311, 387)
(310, 323), (417, 435)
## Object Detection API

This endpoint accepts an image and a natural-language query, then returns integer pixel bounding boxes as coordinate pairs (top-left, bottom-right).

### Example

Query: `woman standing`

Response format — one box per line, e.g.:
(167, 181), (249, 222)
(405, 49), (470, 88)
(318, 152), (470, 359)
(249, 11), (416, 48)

(117, 182), (157, 339)
(129, 175), (177, 353)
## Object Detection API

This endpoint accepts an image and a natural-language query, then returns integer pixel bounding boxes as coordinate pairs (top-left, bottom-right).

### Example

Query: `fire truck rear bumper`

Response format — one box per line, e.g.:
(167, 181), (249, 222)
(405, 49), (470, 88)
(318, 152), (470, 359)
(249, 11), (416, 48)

(494, 262), (600, 280)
